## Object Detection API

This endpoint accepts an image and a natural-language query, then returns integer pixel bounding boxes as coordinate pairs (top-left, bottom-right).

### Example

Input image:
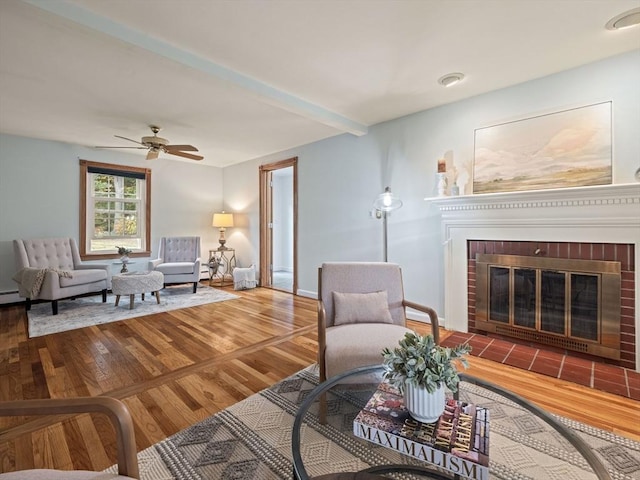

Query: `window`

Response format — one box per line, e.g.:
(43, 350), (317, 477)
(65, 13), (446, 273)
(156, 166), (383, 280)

(80, 160), (151, 259)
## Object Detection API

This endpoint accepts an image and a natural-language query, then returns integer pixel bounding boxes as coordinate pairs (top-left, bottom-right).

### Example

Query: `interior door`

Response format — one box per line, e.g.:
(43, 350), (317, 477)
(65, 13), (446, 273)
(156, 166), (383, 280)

(260, 170), (274, 288)
(259, 157), (297, 293)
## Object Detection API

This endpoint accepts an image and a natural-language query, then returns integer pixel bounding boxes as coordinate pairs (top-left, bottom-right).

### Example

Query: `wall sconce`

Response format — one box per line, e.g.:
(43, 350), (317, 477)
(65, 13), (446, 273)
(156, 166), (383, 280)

(212, 211), (234, 250)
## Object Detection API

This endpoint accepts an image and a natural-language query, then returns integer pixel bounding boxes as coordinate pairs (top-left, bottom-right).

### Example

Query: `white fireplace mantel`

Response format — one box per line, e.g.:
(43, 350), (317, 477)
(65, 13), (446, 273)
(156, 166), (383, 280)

(428, 183), (640, 370)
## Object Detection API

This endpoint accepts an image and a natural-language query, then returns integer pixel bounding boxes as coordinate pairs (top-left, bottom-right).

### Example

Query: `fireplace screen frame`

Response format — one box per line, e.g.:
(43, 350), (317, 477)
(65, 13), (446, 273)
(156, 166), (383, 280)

(475, 254), (621, 360)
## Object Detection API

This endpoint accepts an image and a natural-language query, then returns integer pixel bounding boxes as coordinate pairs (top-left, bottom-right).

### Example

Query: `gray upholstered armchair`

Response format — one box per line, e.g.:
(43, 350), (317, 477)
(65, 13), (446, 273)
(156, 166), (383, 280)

(13, 238), (111, 315)
(149, 236), (201, 293)
(317, 262), (440, 384)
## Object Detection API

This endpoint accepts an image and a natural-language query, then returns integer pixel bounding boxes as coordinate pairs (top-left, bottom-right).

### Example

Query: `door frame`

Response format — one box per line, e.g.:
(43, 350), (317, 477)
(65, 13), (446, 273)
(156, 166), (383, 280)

(259, 157), (298, 293)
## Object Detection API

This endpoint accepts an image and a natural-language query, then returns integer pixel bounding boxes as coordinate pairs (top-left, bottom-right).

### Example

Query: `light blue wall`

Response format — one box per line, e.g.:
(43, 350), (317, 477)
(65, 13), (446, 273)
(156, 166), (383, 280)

(223, 50), (640, 319)
(1, 50), (638, 314)
(0, 134), (223, 296)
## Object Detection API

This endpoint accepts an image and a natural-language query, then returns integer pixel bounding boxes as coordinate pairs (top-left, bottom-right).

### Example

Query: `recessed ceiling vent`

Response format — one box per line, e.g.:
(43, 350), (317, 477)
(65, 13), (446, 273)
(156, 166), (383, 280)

(438, 72), (465, 87)
(605, 7), (640, 30)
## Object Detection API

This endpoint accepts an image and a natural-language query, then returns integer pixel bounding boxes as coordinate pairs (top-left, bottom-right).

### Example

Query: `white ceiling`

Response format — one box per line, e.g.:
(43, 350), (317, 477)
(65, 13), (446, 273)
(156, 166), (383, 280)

(1, 0), (639, 167)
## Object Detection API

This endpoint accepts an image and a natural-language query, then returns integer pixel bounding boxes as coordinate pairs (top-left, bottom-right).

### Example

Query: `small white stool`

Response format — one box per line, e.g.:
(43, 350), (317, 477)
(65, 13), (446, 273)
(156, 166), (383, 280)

(112, 271), (164, 310)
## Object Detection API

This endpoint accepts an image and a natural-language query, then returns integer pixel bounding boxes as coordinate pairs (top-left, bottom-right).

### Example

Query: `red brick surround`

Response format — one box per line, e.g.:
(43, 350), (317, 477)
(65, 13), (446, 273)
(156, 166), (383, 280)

(467, 240), (636, 370)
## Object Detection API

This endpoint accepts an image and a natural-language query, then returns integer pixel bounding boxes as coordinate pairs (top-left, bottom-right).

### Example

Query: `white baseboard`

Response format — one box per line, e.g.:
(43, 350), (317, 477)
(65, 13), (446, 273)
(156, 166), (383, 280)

(296, 289), (316, 299)
(0, 291), (21, 305)
(406, 309), (445, 328)
(199, 269), (210, 280)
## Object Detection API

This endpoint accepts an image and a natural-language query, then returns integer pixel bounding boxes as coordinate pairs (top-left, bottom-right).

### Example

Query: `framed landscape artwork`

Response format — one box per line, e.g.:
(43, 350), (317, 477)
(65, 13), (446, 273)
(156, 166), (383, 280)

(473, 101), (612, 194)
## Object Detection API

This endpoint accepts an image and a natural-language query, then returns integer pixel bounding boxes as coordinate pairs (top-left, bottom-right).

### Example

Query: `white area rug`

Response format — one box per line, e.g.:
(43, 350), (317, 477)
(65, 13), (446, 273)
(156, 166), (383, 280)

(106, 365), (640, 480)
(27, 285), (239, 338)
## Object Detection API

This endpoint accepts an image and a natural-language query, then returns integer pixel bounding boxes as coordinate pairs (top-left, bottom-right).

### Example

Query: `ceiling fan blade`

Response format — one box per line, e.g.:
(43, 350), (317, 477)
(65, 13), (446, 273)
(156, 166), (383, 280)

(167, 150), (204, 161)
(95, 146), (147, 149)
(115, 135), (144, 146)
(146, 149), (159, 160)
(165, 144), (198, 152)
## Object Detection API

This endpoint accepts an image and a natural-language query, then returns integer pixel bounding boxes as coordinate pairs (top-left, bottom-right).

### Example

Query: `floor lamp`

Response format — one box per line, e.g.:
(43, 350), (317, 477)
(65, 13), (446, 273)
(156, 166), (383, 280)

(373, 187), (403, 262)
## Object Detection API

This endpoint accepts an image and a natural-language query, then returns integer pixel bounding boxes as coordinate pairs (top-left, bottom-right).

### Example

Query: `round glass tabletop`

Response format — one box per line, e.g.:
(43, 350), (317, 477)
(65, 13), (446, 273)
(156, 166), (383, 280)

(291, 365), (611, 480)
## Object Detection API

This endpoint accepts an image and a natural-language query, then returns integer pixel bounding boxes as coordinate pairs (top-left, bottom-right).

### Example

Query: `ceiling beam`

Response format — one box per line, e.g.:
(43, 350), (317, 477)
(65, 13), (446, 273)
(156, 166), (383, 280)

(22, 0), (369, 136)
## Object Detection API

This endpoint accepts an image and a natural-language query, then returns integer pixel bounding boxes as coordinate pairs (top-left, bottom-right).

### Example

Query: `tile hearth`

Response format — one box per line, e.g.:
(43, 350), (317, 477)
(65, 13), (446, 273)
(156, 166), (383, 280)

(441, 331), (640, 401)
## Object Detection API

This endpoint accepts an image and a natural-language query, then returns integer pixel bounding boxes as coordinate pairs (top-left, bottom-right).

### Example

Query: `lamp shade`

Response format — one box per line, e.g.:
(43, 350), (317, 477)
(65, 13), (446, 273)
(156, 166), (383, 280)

(373, 187), (402, 212)
(212, 212), (234, 228)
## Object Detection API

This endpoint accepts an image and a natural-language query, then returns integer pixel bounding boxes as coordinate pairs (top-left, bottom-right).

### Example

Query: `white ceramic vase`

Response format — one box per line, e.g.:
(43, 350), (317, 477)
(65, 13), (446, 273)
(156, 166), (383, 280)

(404, 383), (445, 423)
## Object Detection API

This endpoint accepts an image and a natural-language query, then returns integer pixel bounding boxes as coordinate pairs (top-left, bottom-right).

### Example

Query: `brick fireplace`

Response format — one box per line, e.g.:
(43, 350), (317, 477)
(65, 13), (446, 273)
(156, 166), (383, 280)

(430, 183), (640, 372)
(468, 240), (634, 369)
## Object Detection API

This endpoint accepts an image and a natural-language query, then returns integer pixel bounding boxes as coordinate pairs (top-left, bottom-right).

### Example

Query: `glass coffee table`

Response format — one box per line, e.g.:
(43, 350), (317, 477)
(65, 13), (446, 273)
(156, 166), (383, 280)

(291, 365), (611, 480)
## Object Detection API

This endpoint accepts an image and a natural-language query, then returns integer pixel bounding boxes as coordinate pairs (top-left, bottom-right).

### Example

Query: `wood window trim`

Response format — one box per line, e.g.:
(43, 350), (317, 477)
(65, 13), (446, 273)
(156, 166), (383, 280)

(79, 159), (152, 261)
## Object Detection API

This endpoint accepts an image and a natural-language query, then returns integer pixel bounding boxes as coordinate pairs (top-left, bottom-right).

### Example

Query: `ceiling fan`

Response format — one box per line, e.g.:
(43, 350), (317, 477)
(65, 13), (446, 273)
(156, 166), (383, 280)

(96, 125), (203, 161)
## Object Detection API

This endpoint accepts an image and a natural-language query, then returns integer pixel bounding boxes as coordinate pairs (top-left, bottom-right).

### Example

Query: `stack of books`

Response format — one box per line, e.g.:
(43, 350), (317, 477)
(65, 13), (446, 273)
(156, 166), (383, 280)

(353, 382), (490, 480)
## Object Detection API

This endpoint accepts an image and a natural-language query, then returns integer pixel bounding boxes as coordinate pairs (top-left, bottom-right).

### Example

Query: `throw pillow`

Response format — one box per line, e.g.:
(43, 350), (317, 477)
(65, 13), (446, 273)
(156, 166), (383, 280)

(333, 290), (393, 326)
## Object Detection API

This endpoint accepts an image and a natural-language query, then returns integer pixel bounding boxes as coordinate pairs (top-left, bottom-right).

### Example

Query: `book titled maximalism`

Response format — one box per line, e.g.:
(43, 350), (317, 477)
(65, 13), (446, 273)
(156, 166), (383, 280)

(353, 383), (490, 480)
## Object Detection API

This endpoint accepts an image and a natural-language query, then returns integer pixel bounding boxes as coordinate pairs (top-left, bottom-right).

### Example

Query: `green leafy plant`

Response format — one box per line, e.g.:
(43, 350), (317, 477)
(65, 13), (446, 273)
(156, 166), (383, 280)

(116, 246), (132, 256)
(382, 332), (471, 394)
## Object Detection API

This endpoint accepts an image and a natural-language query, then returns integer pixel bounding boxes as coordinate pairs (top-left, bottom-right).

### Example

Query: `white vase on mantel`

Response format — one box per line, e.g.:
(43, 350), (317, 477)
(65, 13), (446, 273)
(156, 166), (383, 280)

(404, 383), (446, 423)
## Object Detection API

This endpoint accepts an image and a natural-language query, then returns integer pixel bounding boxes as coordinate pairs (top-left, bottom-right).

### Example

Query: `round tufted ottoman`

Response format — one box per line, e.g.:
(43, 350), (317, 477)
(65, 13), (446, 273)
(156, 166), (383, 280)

(111, 271), (164, 310)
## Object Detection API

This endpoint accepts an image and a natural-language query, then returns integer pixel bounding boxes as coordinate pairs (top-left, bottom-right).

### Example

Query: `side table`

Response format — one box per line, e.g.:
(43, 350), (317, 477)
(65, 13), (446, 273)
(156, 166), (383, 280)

(112, 260), (136, 274)
(208, 248), (236, 287)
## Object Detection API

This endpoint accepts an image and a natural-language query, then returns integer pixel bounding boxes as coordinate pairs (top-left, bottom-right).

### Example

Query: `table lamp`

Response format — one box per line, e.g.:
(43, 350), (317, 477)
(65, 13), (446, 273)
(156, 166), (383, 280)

(212, 212), (234, 249)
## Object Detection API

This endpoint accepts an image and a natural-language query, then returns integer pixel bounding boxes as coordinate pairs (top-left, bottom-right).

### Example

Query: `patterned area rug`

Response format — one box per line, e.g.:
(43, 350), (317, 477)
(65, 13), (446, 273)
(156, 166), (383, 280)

(28, 285), (238, 337)
(107, 365), (640, 480)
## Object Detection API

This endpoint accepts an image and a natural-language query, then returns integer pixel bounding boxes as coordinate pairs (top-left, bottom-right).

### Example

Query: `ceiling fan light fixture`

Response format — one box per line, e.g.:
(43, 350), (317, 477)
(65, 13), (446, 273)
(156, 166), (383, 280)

(141, 135), (168, 146)
(96, 125), (204, 161)
(438, 72), (465, 87)
(606, 7), (640, 30)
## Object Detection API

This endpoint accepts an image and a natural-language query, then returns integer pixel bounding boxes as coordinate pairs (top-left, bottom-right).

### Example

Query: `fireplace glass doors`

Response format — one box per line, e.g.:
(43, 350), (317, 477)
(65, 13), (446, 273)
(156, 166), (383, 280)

(476, 254), (621, 360)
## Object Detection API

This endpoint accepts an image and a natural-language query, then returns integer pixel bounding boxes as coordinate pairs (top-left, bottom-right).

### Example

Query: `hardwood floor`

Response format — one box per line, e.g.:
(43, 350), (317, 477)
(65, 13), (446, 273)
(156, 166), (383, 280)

(1, 286), (638, 474)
